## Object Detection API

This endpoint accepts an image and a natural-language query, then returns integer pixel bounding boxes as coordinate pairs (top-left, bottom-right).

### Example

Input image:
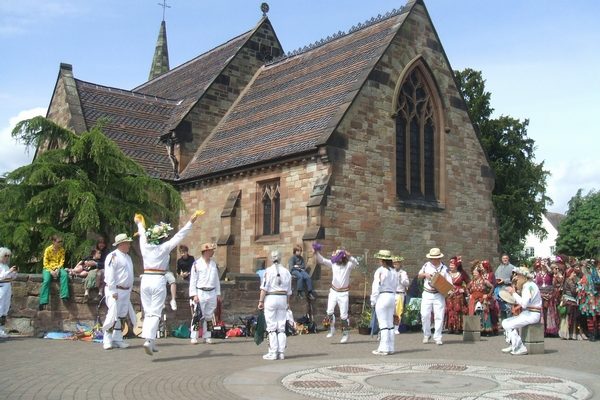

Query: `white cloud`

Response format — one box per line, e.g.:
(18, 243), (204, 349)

(546, 159), (600, 214)
(0, 0), (85, 36)
(0, 107), (45, 175)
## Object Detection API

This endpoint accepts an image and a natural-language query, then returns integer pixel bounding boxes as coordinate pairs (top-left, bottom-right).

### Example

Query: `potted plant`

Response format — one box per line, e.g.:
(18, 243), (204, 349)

(358, 306), (372, 335)
(402, 297), (422, 331)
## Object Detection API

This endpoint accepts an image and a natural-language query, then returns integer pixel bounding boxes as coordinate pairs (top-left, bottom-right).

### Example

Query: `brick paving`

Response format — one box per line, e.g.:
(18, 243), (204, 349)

(0, 332), (598, 399)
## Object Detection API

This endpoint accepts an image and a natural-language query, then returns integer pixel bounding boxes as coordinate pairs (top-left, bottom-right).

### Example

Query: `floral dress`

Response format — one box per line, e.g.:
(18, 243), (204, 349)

(445, 272), (468, 333)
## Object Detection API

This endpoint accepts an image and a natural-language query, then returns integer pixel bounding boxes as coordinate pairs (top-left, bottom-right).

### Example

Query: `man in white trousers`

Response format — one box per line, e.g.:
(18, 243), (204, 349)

(102, 234), (136, 350)
(418, 247), (452, 345)
(189, 242), (221, 344)
(135, 211), (201, 355)
(501, 266), (542, 355)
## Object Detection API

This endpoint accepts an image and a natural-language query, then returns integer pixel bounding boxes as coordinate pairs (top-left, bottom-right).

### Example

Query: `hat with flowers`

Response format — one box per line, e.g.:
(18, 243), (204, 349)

(145, 222), (173, 245)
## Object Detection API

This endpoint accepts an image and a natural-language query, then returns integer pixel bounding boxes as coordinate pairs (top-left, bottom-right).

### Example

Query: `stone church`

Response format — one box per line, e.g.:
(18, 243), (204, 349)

(45, 0), (499, 281)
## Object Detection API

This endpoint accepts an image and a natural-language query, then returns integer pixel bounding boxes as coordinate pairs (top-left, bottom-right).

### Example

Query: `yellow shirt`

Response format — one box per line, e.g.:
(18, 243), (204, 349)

(43, 245), (65, 271)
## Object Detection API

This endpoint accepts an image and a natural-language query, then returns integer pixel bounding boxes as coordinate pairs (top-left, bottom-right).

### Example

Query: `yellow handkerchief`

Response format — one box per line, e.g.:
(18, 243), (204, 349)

(194, 210), (205, 217)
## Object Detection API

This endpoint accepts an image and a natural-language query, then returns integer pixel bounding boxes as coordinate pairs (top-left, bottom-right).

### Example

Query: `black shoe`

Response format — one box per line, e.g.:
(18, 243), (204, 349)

(297, 291), (305, 299)
(38, 304), (46, 311)
(307, 292), (316, 301)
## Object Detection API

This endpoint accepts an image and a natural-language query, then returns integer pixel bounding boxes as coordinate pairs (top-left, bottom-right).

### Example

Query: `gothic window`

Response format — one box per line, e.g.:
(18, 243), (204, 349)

(258, 180), (280, 236)
(395, 67), (438, 203)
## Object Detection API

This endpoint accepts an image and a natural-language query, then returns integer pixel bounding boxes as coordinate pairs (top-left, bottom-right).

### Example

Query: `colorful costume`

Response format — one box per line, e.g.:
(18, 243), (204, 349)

(445, 271), (468, 333)
(468, 276), (495, 335)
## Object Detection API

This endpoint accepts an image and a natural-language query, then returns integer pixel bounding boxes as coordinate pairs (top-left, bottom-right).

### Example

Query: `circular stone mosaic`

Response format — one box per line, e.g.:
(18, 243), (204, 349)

(281, 363), (591, 400)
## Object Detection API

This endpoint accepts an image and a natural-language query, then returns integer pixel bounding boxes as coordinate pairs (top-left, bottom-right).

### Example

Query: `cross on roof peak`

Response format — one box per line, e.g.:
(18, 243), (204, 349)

(157, 0), (171, 21)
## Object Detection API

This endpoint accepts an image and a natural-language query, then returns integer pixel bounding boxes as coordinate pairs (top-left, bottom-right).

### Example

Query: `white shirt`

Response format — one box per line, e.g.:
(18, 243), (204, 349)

(513, 281), (543, 309)
(136, 221), (193, 271)
(419, 261), (451, 292)
(316, 253), (358, 289)
(395, 268), (410, 293)
(370, 266), (398, 304)
(260, 263), (292, 295)
(104, 249), (134, 294)
(189, 257), (221, 297)
(0, 262), (17, 283)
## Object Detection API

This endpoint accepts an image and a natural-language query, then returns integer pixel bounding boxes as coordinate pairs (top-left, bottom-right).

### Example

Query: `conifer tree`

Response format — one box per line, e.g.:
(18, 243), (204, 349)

(0, 117), (183, 272)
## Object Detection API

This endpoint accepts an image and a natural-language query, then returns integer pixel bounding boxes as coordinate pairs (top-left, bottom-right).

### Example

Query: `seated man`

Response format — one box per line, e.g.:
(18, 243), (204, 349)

(71, 248), (103, 302)
(39, 235), (70, 310)
(288, 245), (315, 300)
(501, 266), (542, 355)
(176, 245), (194, 281)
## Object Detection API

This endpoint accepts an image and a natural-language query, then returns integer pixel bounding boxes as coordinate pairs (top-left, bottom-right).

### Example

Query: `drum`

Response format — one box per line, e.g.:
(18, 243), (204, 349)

(499, 289), (516, 305)
(430, 273), (453, 297)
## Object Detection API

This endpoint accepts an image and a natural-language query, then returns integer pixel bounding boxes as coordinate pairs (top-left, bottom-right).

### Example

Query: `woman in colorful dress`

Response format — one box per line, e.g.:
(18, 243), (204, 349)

(480, 260), (499, 334)
(467, 262), (495, 335)
(559, 263), (583, 340)
(445, 256), (469, 334)
(533, 259), (559, 336)
(578, 260), (600, 341)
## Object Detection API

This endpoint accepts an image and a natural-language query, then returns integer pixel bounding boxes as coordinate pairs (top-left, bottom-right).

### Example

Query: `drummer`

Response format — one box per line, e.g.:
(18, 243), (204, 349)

(417, 247), (452, 345)
(501, 266), (542, 355)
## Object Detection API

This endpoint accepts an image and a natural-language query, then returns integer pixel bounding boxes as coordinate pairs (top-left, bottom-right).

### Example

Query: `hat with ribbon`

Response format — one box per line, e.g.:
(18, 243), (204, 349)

(200, 242), (217, 253)
(113, 233), (133, 246)
(426, 247), (444, 259)
(374, 249), (394, 260)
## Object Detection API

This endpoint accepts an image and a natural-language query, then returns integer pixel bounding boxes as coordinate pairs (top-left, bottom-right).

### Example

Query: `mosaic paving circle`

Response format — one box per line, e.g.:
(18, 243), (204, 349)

(281, 362), (591, 400)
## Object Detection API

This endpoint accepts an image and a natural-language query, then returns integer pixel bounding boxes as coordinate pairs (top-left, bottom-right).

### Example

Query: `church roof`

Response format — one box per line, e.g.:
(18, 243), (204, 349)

(75, 79), (179, 179)
(179, 6), (411, 180)
(134, 28), (256, 100)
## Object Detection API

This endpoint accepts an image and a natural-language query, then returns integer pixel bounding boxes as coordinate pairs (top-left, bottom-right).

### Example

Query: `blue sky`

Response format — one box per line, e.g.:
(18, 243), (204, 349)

(1, 0), (598, 214)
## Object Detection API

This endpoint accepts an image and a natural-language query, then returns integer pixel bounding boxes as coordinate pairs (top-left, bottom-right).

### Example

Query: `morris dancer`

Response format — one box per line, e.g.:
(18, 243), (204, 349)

(393, 255), (410, 334)
(258, 250), (292, 360)
(501, 266), (542, 355)
(313, 243), (358, 343)
(418, 247), (451, 345)
(102, 234), (136, 350)
(371, 250), (398, 355)
(135, 211), (202, 355)
(0, 248), (18, 338)
(189, 242), (220, 345)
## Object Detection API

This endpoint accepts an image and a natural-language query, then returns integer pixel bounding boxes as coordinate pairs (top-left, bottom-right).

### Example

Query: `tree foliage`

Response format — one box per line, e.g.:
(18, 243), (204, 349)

(556, 189), (600, 258)
(0, 117), (184, 272)
(455, 68), (551, 256)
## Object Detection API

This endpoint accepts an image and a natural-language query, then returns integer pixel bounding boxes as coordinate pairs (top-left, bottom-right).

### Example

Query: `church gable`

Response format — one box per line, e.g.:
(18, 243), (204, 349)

(179, 7), (412, 181)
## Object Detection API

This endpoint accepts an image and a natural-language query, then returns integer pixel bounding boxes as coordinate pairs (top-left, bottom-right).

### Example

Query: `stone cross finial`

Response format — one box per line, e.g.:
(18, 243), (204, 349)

(158, 0), (171, 21)
(261, 3), (269, 17)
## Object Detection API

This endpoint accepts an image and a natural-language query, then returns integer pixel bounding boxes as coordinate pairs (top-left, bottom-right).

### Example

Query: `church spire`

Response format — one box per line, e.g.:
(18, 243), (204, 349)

(148, 1), (171, 81)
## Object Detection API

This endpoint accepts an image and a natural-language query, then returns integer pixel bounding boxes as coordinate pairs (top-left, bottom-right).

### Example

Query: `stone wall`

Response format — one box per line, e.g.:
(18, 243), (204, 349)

(5, 273), (370, 336)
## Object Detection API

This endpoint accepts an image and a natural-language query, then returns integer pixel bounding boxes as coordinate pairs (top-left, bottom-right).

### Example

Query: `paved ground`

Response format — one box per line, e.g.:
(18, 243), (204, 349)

(1, 331), (598, 399)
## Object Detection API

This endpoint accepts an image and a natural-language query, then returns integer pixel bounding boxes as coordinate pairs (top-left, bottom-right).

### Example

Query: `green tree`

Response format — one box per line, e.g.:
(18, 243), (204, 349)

(455, 68), (551, 256)
(0, 117), (183, 272)
(556, 189), (600, 258)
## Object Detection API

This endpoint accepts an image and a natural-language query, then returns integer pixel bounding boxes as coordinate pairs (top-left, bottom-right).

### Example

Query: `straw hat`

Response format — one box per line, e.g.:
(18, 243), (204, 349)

(426, 247), (444, 259)
(374, 249), (393, 260)
(113, 233), (133, 246)
(200, 242), (217, 253)
(392, 255), (405, 263)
